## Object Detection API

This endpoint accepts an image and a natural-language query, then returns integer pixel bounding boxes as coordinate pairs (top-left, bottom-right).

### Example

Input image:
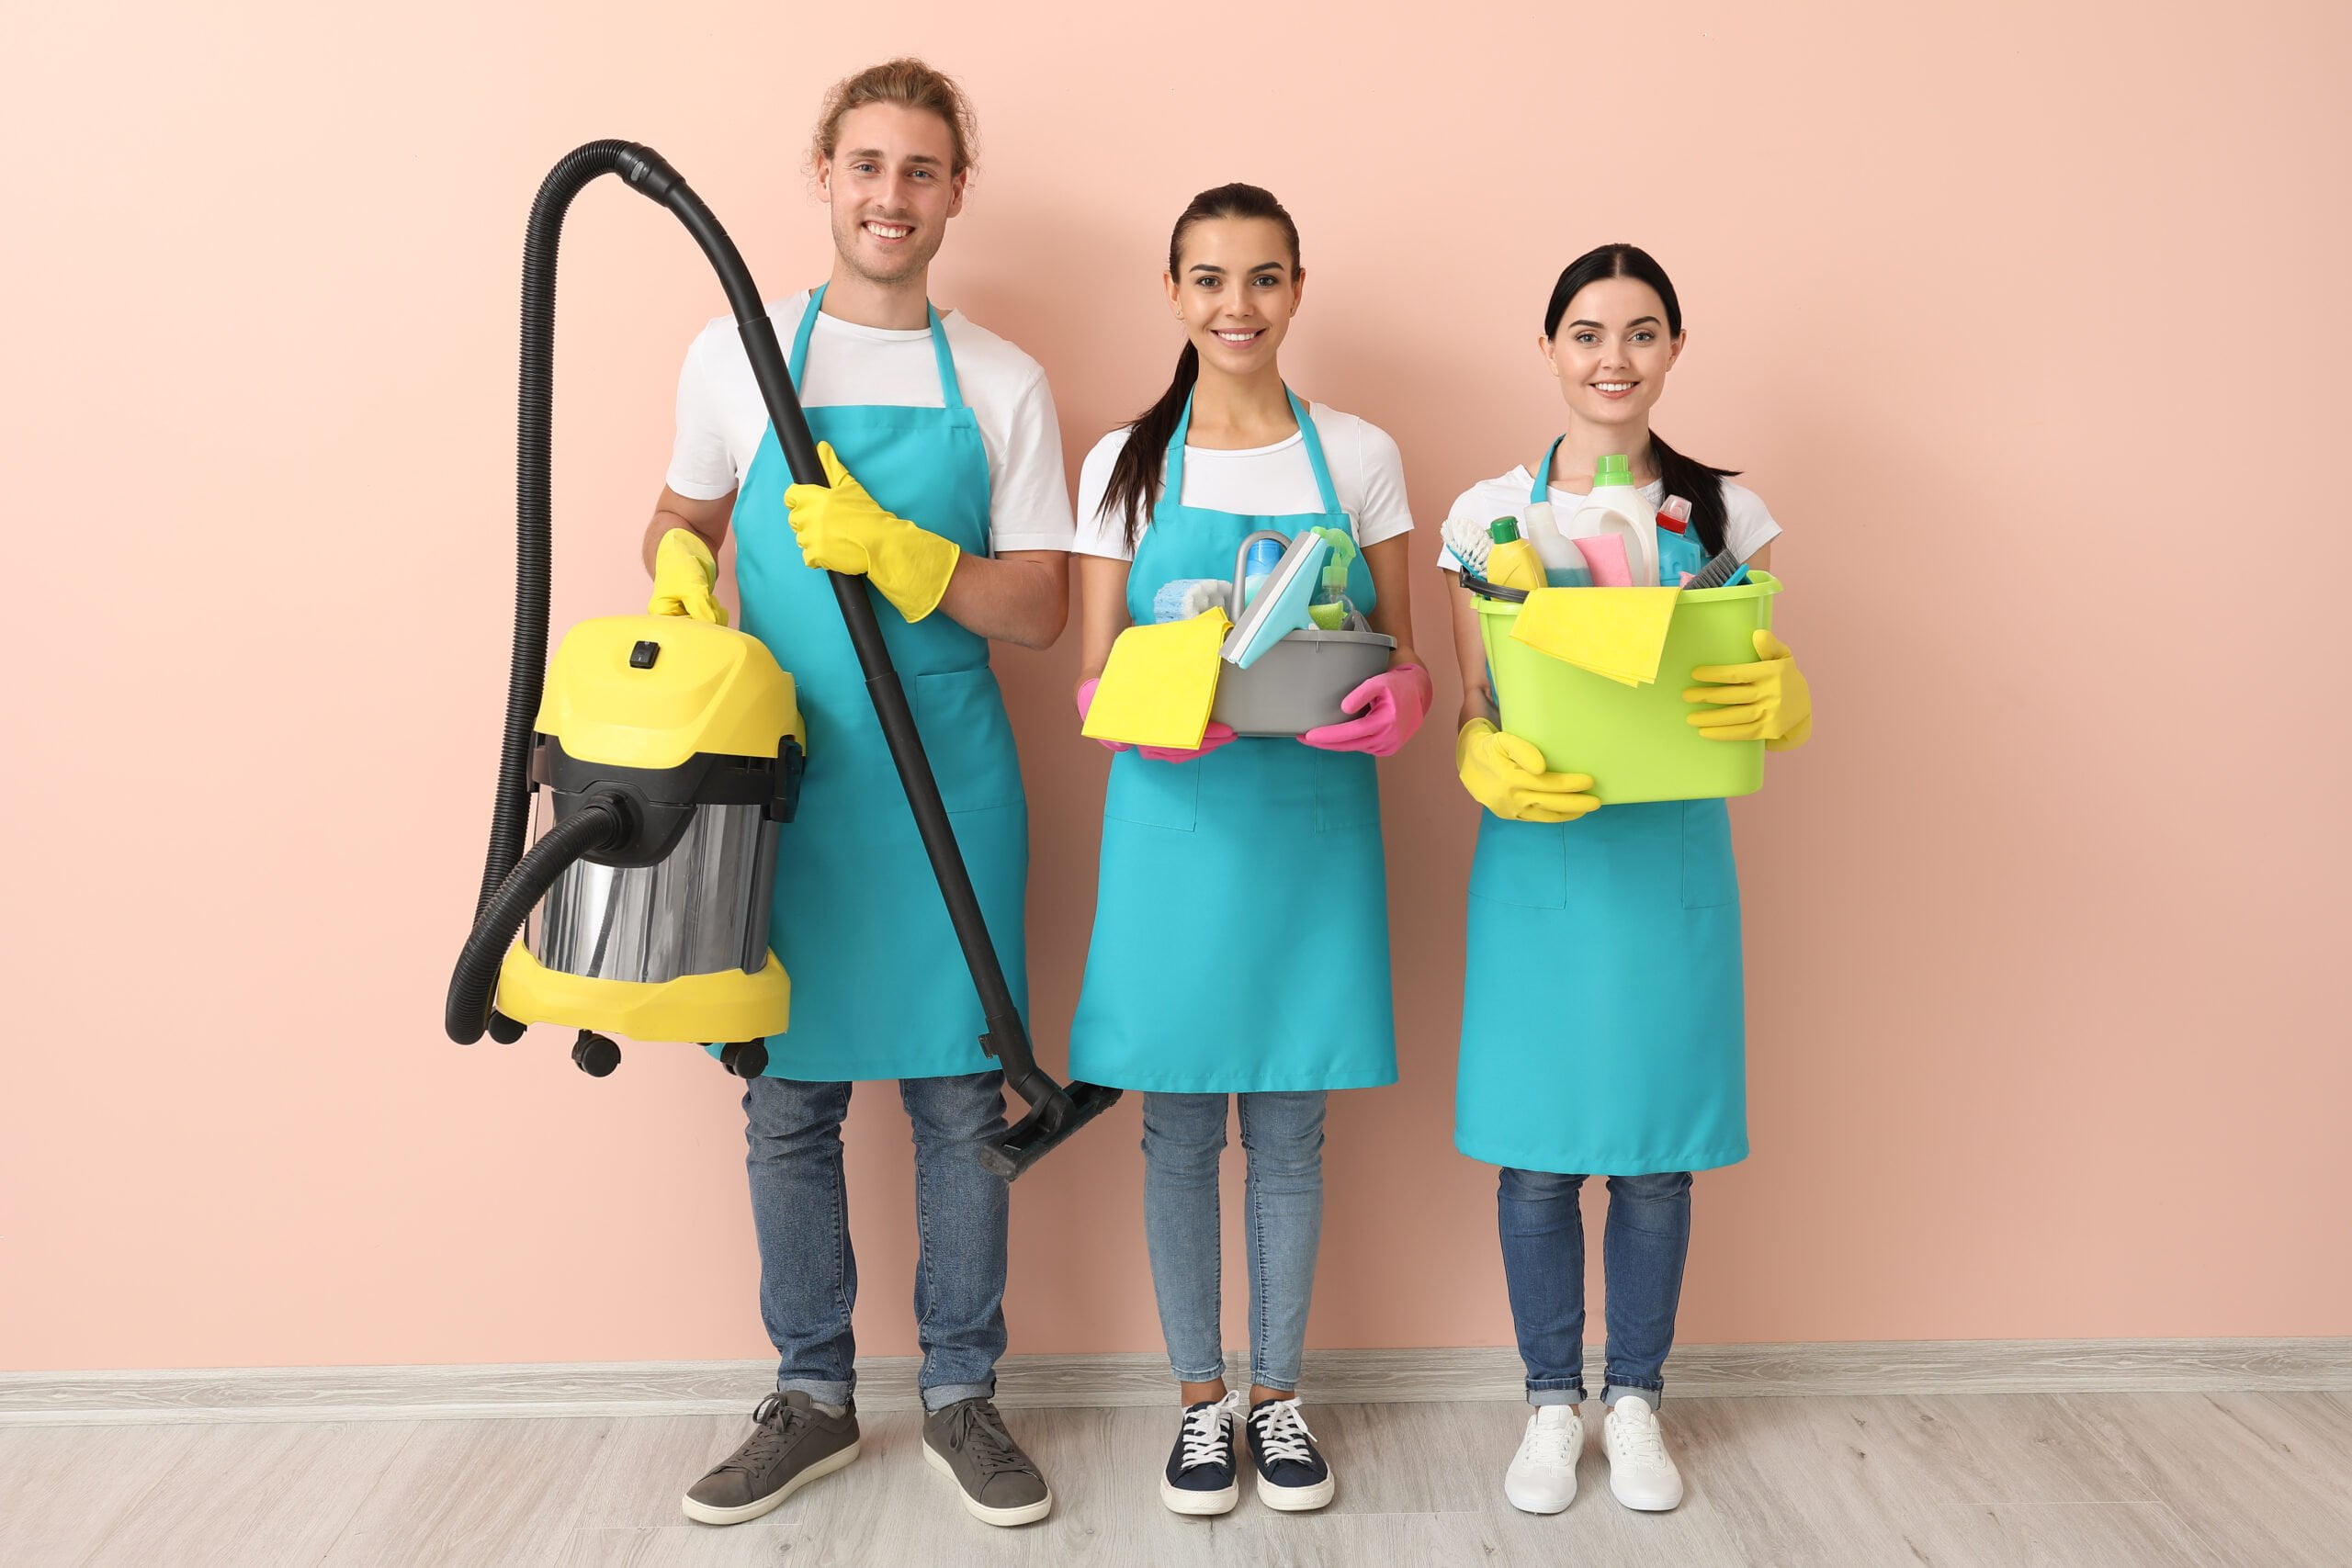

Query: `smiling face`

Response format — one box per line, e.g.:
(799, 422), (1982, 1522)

(1164, 216), (1303, 378)
(816, 101), (967, 286)
(1540, 275), (1685, 430)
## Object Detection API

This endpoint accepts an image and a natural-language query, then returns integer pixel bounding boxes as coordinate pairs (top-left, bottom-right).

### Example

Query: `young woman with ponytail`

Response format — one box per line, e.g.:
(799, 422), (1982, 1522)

(1066, 184), (1430, 1517)
(1440, 244), (1815, 1521)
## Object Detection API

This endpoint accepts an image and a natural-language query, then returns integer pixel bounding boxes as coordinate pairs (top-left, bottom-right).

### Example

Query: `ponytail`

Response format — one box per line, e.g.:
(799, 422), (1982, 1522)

(1544, 243), (1739, 558)
(1102, 343), (1200, 551)
(1101, 183), (1302, 550)
(1647, 430), (1739, 558)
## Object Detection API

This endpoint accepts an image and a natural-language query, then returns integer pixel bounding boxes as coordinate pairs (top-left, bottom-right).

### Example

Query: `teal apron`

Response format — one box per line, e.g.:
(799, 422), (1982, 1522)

(1069, 391), (1397, 1094)
(718, 287), (1027, 1081)
(1453, 458), (1746, 1174)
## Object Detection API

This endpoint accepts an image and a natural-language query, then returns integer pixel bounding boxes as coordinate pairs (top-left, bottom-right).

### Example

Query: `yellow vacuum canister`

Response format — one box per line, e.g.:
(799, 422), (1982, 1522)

(449, 611), (803, 1079)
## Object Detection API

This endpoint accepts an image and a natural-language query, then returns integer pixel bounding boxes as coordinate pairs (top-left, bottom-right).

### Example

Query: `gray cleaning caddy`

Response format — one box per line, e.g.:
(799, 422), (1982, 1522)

(1210, 529), (1396, 737)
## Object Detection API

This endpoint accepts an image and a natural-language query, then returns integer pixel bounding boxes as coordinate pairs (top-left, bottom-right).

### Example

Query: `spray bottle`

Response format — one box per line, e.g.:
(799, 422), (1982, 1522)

(1307, 525), (1358, 629)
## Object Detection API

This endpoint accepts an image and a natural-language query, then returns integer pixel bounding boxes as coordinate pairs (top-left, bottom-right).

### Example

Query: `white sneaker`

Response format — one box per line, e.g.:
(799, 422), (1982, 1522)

(1503, 1404), (1581, 1514)
(1603, 1395), (1683, 1511)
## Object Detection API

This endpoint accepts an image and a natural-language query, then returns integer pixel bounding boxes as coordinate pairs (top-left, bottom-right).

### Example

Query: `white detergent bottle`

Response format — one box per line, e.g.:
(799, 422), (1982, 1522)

(1582, 453), (1658, 586)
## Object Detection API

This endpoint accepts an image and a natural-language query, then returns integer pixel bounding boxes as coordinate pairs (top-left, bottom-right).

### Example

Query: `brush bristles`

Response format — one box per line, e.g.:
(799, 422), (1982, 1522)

(1441, 514), (1493, 573)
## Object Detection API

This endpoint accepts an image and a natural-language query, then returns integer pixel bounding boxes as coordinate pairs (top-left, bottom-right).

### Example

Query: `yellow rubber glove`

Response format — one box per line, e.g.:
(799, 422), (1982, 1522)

(785, 440), (962, 623)
(1456, 717), (1601, 823)
(1684, 629), (1814, 750)
(647, 528), (727, 625)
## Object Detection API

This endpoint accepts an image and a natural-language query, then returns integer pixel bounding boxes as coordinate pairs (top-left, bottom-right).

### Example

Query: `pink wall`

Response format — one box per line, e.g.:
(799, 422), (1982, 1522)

(6, 1), (2346, 1374)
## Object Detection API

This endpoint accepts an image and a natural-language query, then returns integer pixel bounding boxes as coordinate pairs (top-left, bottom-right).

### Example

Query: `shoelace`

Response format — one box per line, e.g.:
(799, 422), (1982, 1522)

(1249, 1397), (1318, 1467)
(1611, 1404), (1668, 1466)
(1177, 1393), (1244, 1472)
(723, 1393), (808, 1477)
(946, 1400), (1032, 1478)
(1521, 1410), (1577, 1464)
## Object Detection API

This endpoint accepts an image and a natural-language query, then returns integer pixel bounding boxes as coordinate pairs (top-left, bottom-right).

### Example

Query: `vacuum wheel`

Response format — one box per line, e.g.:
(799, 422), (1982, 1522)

(486, 1010), (526, 1044)
(571, 1031), (621, 1077)
(718, 1040), (769, 1079)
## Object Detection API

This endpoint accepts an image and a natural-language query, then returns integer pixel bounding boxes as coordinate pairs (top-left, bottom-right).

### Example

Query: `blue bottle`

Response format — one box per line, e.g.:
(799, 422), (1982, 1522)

(1240, 536), (1284, 609)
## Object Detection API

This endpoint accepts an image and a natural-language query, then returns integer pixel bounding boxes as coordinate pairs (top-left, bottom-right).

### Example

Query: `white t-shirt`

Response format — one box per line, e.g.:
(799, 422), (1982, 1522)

(1437, 466), (1781, 573)
(1071, 403), (1414, 561)
(665, 290), (1075, 554)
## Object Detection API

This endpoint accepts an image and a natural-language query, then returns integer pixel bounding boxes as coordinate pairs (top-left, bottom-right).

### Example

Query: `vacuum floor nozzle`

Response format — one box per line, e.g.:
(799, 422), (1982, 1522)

(980, 1081), (1125, 1181)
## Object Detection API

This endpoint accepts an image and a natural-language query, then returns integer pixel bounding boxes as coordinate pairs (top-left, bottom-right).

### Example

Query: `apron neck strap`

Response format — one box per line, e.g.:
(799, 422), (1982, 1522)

(924, 303), (965, 409)
(1287, 389), (1340, 514)
(1161, 387), (1336, 513)
(787, 284), (965, 410)
(1530, 435), (1565, 503)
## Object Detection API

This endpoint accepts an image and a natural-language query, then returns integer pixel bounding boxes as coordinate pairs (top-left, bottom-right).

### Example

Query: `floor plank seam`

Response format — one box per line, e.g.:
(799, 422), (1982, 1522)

(10, 1337), (2350, 1429)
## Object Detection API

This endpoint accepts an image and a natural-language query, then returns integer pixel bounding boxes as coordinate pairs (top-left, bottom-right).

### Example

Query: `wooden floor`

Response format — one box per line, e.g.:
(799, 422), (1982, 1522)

(6, 1391), (2348, 1566)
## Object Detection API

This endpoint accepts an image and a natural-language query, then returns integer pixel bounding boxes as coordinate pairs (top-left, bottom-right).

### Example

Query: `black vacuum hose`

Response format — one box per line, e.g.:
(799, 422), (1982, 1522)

(447, 799), (624, 1044)
(471, 140), (644, 922)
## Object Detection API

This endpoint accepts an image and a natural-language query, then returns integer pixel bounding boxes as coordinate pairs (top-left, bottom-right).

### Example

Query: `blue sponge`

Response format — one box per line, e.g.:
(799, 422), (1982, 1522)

(1151, 578), (1232, 624)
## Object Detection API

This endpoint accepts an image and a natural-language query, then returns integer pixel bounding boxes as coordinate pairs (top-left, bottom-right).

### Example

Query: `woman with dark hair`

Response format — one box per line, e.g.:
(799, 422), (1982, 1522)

(1441, 243), (1814, 1518)
(1068, 183), (1430, 1517)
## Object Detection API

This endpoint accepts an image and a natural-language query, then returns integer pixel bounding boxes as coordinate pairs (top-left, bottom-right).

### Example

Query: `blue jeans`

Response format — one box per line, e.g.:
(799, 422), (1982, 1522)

(743, 1072), (1010, 1413)
(1497, 1168), (1693, 1407)
(1141, 1090), (1326, 1394)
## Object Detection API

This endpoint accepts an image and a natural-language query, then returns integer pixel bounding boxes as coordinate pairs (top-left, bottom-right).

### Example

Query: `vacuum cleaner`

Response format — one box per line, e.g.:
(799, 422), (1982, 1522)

(443, 141), (1120, 1179)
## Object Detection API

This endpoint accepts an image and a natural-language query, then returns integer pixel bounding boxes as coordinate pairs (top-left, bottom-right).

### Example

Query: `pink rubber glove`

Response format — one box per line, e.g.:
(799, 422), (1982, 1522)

(1138, 722), (1238, 763)
(1074, 678), (1130, 753)
(1300, 664), (1432, 757)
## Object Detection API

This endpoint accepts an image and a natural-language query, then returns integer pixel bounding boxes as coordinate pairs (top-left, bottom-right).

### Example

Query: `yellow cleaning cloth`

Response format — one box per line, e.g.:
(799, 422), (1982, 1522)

(1510, 587), (1681, 687)
(1081, 609), (1233, 748)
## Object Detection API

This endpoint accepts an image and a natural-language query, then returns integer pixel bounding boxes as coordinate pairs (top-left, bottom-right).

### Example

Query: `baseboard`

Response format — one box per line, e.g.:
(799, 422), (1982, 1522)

(6, 1337), (2346, 1427)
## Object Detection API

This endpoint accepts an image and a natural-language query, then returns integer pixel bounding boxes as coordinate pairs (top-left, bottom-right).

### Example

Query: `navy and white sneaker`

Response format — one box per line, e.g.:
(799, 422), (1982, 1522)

(1246, 1395), (1335, 1511)
(1160, 1391), (1244, 1515)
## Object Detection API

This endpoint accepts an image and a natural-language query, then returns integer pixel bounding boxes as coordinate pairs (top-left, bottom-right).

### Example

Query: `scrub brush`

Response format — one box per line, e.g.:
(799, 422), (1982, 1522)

(1441, 513), (1493, 575)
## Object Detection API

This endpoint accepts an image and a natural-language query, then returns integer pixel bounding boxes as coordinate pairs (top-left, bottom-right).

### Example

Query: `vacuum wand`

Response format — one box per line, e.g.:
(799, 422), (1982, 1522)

(609, 143), (1119, 1179)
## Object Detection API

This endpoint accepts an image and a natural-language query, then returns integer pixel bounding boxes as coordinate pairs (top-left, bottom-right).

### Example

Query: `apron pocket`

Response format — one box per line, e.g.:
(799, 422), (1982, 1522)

(911, 667), (1026, 814)
(1103, 753), (1201, 832)
(1468, 818), (1569, 909)
(1679, 799), (1740, 909)
(1313, 751), (1382, 832)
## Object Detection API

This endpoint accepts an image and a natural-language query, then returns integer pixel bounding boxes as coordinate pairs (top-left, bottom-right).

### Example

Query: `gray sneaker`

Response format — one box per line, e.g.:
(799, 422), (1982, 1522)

(682, 1391), (862, 1526)
(922, 1397), (1053, 1526)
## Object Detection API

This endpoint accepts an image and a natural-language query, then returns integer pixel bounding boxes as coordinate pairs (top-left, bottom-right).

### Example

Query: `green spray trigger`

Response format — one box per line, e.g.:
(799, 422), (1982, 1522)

(1306, 526), (1358, 629)
(1310, 525), (1356, 592)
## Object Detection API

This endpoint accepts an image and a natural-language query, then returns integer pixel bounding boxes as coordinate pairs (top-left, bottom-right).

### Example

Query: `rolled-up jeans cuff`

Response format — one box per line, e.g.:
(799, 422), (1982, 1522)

(920, 1379), (996, 1414)
(1246, 1363), (1301, 1396)
(1527, 1380), (1587, 1407)
(1603, 1380), (1664, 1408)
(778, 1376), (853, 1409)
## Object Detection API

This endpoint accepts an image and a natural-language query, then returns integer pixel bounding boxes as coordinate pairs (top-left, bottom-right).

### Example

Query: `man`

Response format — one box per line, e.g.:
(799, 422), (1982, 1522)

(644, 58), (1069, 1529)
